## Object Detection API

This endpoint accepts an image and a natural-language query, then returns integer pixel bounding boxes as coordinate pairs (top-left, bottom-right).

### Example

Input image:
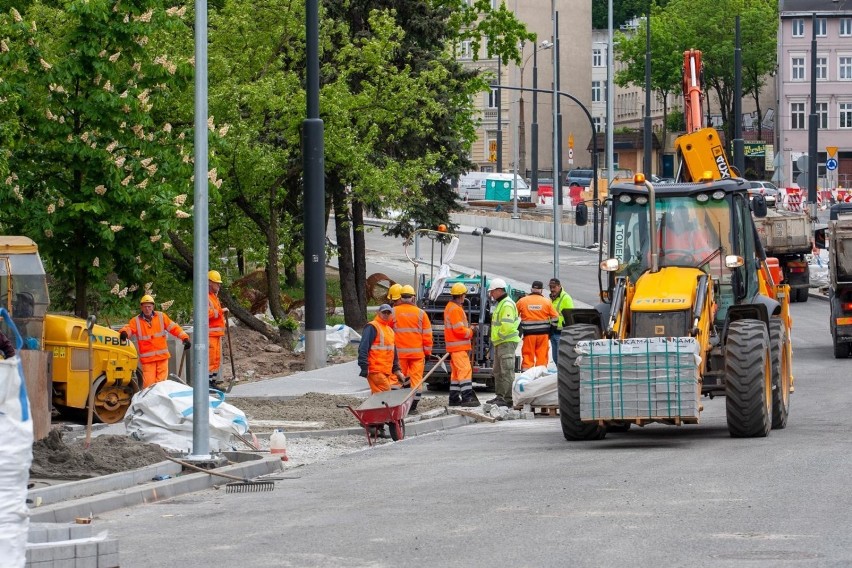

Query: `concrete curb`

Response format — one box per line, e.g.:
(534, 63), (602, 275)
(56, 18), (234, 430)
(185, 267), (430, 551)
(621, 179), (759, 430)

(29, 454), (283, 523)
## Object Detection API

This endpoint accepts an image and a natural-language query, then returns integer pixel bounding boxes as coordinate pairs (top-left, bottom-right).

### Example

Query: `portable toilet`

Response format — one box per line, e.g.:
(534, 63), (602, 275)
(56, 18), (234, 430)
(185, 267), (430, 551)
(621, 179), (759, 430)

(485, 179), (512, 201)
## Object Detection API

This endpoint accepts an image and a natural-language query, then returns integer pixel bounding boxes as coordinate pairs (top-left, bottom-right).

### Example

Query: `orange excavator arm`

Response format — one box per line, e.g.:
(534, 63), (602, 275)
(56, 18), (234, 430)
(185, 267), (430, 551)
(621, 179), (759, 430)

(683, 49), (704, 134)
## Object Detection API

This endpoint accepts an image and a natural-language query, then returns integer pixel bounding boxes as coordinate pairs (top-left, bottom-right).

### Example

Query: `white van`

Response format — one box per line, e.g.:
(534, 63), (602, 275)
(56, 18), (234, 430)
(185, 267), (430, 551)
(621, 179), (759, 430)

(457, 172), (530, 202)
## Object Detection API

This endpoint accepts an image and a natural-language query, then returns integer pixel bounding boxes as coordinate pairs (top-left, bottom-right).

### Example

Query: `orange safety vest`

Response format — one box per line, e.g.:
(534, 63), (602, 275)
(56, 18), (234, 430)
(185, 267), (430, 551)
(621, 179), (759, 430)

(367, 319), (396, 374)
(443, 301), (472, 353)
(120, 312), (188, 362)
(516, 293), (559, 336)
(208, 292), (226, 338)
(392, 303), (433, 359)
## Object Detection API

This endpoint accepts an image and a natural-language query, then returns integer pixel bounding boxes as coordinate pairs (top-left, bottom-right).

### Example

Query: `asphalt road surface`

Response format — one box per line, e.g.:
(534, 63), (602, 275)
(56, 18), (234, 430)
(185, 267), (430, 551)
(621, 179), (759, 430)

(99, 226), (852, 566)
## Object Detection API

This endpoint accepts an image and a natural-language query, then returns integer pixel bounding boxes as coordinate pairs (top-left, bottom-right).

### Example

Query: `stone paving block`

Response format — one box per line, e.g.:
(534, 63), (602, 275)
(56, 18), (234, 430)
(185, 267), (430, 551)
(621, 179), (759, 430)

(68, 524), (93, 540)
(54, 543), (77, 561)
(46, 525), (71, 542)
(27, 545), (55, 563)
(75, 555), (98, 568)
(28, 524), (48, 544)
(97, 540), (119, 556)
(53, 558), (77, 568)
(75, 542), (99, 558)
(98, 552), (120, 568)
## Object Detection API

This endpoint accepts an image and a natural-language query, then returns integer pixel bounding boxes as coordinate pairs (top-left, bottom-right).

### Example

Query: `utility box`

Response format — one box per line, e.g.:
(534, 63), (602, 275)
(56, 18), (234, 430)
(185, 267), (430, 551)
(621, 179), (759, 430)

(485, 179), (512, 201)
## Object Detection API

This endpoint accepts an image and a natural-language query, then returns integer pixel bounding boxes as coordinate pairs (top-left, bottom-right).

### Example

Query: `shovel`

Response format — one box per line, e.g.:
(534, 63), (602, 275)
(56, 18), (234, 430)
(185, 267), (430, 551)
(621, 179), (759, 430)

(84, 315), (96, 449)
(223, 312), (238, 393)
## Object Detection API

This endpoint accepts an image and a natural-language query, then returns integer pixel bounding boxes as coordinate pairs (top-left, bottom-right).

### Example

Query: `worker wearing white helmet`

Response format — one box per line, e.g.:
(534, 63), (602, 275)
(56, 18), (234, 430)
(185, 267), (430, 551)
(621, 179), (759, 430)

(443, 282), (479, 407)
(120, 294), (190, 388)
(208, 270), (229, 389)
(487, 278), (520, 407)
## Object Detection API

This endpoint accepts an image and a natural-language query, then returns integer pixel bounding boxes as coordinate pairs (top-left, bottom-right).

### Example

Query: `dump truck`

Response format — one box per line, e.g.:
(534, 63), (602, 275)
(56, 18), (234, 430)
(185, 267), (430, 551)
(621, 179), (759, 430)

(815, 203), (852, 358)
(754, 209), (812, 303)
(559, 176), (793, 440)
(0, 236), (139, 423)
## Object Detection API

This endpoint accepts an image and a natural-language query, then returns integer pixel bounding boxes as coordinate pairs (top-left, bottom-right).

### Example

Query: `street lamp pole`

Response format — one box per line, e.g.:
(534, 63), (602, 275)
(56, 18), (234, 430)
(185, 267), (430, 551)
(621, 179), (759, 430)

(552, 3), (561, 280)
(531, 41), (553, 202)
(607, 0), (614, 187)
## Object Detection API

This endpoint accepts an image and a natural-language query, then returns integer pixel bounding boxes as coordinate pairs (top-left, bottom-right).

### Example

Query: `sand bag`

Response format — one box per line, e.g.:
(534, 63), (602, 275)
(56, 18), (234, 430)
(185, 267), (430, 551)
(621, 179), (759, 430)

(0, 308), (31, 568)
(125, 381), (249, 453)
(512, 365), (558, 407)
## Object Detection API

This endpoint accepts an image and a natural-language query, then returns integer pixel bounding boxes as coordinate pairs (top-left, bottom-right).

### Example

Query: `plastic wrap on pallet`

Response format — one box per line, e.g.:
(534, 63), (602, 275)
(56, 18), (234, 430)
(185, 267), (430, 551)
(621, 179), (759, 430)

(576, 337), (701, 421)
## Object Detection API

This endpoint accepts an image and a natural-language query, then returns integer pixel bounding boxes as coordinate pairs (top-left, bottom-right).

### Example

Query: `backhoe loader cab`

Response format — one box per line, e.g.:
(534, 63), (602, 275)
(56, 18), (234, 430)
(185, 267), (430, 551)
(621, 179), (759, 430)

(0, 236), (139, 423)
(559, 177), (793, 441)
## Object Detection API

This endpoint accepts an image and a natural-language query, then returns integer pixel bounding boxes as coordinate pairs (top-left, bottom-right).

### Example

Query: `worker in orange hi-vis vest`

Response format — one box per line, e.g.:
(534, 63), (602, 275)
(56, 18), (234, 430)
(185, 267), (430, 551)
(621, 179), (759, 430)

(358, 304), (405, 394)
(120, 295), (190, 388)
(392, 285), (433, 415)
(516, 280), (559, 371)
(444, 282), (480, 407)
(208, 270), (229, 389)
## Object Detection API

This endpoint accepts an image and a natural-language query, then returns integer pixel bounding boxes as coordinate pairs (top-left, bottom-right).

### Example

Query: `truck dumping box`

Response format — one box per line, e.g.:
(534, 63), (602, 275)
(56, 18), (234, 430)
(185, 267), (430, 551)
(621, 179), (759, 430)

(576, 337), (700, 421)
(754, 210), (811, 253)
(833, 225), (852, 283)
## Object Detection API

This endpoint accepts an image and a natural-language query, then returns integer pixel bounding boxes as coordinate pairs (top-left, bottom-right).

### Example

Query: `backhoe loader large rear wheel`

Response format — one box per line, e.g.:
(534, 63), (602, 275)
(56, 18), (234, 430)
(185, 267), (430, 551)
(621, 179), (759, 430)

(769, 318), (791, 429)
(724, 320), (772, 438)
(557, 324), (606, 441)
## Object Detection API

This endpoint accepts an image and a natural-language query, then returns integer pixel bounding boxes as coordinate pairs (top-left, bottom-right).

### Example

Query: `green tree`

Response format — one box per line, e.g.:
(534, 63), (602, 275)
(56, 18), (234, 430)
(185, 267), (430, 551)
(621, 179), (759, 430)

(0, 0), (196, 316)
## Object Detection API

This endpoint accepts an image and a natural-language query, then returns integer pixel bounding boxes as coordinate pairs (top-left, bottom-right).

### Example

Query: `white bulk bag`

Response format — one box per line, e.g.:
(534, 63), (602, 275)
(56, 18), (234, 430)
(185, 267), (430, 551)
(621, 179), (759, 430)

(512, 365), (559, 407)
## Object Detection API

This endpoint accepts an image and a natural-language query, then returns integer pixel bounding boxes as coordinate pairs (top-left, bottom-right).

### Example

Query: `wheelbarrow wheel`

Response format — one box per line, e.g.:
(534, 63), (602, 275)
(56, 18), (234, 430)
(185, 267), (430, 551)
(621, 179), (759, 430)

(387, 420), (405, 441)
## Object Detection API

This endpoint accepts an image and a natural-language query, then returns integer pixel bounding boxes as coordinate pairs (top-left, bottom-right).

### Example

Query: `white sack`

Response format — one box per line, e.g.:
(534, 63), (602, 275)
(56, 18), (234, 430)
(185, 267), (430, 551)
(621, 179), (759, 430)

(0, 356), (33, 568)
(124, 381), (249, 453)
(512, 365), (559, 407)
(294, 324), (361, 354)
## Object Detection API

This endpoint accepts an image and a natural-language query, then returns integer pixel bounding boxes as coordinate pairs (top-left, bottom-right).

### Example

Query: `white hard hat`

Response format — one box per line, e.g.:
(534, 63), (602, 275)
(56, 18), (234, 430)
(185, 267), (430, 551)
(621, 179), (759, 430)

(487, 278), (507, 292)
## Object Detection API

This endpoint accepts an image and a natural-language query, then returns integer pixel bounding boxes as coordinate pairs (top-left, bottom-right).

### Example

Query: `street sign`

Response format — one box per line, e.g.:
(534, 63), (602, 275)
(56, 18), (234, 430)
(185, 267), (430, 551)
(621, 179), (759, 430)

(796, 154), (809, 173)
(827, 158), (838, 171)
(488, 140), (497, 163)
(568, 133), (574, 149)
(796, 172), (808, 189)
(827, 146), (838, 158)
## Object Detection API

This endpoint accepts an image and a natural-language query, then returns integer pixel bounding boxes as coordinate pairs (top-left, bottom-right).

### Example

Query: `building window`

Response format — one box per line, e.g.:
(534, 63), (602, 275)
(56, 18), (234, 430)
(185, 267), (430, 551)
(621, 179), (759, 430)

(840, 56), (852, 80)
(791, 57), (805, 80)
(457, 40), (472, 60)
(593, 116), (602, 132)
(487, 88), (498, 109)
(817, 102), (828, 129)
(592, 81), (602, 103)
(791, 102), (805, 129)
(593, 48), (603, 67)
(841, 103), (852, 129)
(816, 18), (827, 37)
(817, 56), (827, 80)
(792, 18), (804, 37)
(841, 18), (852, 37)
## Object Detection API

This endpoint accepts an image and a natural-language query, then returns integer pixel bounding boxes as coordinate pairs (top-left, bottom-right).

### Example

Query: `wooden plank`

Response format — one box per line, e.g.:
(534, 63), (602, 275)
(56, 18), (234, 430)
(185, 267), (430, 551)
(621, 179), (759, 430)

(21, 350), (52, 441)
(447, 408), (497, 423)
(248, 419), (326, 430)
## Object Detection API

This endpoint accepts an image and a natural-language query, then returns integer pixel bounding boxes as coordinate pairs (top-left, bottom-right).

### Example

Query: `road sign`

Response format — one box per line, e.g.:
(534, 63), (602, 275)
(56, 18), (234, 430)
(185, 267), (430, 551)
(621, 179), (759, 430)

(796, 154), (809, 173)
(827, 146), (838, 158)
(568, 133), (574, 149)
(827, 158), (838, 171)
(488, 140), (497, 163)
(796, 172), (808, 189)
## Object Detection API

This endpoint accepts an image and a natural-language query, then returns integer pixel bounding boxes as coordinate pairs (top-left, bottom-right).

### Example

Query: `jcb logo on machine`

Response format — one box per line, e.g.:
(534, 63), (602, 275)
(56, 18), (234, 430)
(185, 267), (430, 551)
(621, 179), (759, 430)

(712, 145), (731, 179)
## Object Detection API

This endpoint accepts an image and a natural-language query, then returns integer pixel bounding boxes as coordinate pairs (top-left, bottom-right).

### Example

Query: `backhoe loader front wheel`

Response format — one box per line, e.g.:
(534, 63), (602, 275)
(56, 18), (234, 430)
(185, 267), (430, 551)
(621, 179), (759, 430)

(557, 325), (606, 442)
(769, 318), (791, 429)
(724, 320), (772, 438)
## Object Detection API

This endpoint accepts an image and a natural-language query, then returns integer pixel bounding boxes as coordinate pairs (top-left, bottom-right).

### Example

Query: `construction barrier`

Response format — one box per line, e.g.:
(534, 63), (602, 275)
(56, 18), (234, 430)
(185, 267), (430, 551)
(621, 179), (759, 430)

(784, 187), (802, 211)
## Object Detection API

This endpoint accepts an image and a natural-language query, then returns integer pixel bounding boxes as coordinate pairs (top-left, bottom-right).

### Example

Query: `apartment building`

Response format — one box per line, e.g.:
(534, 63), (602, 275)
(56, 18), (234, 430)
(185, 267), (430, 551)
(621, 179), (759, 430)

(778, 0), (852, 189)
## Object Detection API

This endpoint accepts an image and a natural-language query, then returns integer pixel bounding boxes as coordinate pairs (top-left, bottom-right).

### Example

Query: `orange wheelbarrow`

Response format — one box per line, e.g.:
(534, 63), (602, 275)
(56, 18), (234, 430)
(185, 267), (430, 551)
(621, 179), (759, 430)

(338, 388), (416, 446)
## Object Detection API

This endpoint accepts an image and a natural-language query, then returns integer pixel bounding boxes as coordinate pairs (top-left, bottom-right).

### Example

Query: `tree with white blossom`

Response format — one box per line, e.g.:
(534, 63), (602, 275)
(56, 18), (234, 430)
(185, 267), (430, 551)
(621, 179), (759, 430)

(0, 0), (198, 316)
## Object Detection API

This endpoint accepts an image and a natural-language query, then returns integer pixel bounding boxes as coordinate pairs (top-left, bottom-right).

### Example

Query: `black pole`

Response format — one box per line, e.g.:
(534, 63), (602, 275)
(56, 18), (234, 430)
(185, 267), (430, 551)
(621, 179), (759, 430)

(303, 0), (326, 370)
(643, 2), (652, 175)
(808, 12), (818, 205)
(555, 12), (563, 206)
(532, 45), (540, 197)
(497, 57), (503, 172)
(733, 16), (745, 175)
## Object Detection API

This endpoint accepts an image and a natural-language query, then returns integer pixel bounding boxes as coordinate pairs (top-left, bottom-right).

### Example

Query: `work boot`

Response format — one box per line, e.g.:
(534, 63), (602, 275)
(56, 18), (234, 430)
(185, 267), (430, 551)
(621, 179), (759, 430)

(460, 391), (479, 407)
(408, 399), (419, 416)
(486, 396), (503, 405)
(448, 393), (462, 407)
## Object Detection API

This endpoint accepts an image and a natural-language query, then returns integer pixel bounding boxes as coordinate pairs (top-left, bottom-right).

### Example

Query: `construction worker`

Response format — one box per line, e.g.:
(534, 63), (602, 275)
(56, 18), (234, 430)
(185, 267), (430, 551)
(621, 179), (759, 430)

(120, 295), (190, 389)
(444, 282), (479, 407)
(486, 278), (520, 408)
(548, 278), (575, 365)
(0, 329), (15, 359)
(392, 284), (432, 414)
(387, 283), (403, 306)
(358, 304), (405, 394)
(208, 270), (228, 389)
(516, 280), (559, 371)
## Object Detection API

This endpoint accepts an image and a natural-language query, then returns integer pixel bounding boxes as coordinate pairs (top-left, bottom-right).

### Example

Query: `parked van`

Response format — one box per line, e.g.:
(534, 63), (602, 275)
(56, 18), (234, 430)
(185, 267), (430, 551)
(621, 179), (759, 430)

(457, 172), (530, 202)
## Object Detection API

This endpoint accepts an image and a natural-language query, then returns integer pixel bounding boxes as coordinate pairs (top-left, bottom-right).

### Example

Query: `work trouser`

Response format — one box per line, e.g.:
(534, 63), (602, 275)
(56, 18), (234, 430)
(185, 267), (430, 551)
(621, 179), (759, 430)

(521, 334), (549, 370)
(550, 333), (561, 365)
(493, 341), (517, 405)
(449, 351), (473, 400)
(140, 359), (169, 389)
(208, 335), (223, 382)
(399, 357), (425, 402)
(366, 371), (401, 394)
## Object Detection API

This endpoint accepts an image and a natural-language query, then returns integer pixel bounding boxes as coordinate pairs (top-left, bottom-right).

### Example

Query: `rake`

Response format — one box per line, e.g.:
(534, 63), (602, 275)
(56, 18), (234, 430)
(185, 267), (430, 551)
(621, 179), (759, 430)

(166, 456), (275, 493)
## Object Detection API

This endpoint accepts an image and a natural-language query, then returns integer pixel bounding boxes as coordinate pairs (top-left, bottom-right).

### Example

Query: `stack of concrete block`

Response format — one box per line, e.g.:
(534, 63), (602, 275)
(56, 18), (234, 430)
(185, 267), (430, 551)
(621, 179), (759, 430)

(577, 337), (700, 421)
(26, 522), (119, 568)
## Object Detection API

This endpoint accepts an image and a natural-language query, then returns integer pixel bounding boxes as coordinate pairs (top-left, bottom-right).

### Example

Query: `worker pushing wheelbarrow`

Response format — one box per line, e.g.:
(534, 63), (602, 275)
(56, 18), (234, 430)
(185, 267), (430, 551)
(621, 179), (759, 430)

(338, 388), (417, 445)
